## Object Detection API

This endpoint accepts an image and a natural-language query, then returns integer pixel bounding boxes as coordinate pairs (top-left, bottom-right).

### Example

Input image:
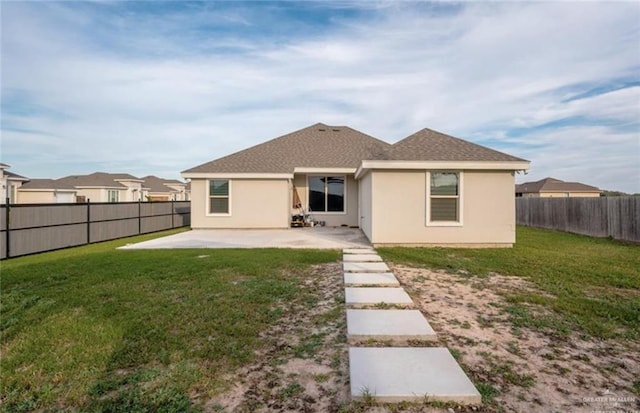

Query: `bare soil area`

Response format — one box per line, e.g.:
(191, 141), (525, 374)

(206, 263), (640, 413)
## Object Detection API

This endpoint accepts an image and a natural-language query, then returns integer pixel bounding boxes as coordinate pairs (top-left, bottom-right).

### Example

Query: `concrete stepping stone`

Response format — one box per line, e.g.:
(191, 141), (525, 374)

(349, 347), (481, 404)
(345, 287), (413, 307)
(344, 262), (390, 273)
(343, 248), (377, 254)
(347, 309), (436, 343)
(343, 254), (383, 262)
(344, 272), (399, 287)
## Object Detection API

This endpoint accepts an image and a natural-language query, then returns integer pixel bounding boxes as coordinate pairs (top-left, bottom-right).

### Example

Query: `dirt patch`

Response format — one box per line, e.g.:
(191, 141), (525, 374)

(392, 264), (640, 413)
(206, 263), (350, 412)
(205, 262), (639, 413)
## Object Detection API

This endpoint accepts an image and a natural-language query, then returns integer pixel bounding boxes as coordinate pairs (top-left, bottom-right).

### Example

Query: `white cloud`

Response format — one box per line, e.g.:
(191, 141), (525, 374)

(1, 1), (639, 192)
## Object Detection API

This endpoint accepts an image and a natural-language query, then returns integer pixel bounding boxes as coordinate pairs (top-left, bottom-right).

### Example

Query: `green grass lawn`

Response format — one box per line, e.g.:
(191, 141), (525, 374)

(378, 226), (640, 340)
(0, 230), (340, 412)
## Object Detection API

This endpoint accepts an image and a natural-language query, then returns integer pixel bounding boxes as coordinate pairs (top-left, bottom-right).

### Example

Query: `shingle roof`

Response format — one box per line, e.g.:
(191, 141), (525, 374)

(4, 170), (30, 180)
(183, 123), (526, 174)
(384, 128), (527, 162)
(20, 179), (76, 191)
(183, 123), (392, 174)
(141, 175), (186, 193)
(516, 178), (601, 193)
(57, 172), (141, 188)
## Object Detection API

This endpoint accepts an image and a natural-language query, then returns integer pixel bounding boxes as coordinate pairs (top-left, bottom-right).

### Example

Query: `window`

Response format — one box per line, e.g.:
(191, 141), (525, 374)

(308, 176), (345, 213)
(209, 179), (229, 214)
(107, 190), (119, 203)
(428, 172), (461, 224)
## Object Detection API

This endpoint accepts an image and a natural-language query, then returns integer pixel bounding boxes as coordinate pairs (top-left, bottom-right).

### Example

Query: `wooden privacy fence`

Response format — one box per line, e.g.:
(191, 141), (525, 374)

(516, 197), (639, 243)
(0, 200), (190, 259)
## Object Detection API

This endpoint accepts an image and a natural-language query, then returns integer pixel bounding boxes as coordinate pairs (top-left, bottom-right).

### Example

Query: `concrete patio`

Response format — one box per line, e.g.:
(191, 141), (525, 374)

(119, 227), (371, 250)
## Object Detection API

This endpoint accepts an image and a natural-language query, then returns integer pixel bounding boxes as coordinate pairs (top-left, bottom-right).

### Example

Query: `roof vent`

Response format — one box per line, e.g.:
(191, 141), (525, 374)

(318, 128), (326, 131)
(332, 128), (340, 132)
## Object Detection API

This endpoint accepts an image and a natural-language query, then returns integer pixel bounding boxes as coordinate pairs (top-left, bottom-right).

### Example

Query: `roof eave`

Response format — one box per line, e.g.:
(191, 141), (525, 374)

(355, 160), (531, 179)
(182, 172), (294, 180)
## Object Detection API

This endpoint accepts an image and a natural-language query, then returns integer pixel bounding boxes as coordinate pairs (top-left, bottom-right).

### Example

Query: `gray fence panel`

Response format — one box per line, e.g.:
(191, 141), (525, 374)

(0, 207), (6, 231)
(516, 197), (639, 243)
(90, 218), (139, 243)
(141, 202), (172, 217)
(10, 224), (87, 257)
(10, 204), (87, 229)
(141, 215), (173, 234)
(91, 203), (139, 221)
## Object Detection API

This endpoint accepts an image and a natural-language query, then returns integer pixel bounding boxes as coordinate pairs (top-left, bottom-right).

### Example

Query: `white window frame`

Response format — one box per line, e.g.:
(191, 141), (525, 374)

(426, 171), (463, 227)
(206, 179), (232, 216)
(307, 175), (347, 215)
(107, 190), (119, 203)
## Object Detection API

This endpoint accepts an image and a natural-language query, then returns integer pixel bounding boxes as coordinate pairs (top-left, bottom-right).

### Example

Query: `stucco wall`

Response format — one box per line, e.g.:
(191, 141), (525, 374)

(191, 178), (289, 229)
(17, 191), (57, 204)
(292, 174), (359, 227)
(358, 172), (373, 240)
(369, 170), (516, 246)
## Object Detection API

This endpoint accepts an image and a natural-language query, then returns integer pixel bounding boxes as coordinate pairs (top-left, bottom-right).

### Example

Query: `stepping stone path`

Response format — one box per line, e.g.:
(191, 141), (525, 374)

(344, 272), (399, 287)
(342, 248), (481, 405)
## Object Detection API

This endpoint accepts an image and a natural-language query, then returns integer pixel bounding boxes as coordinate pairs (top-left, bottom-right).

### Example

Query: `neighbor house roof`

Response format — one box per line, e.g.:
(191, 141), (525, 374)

(141, 175), (186, 193)
(516, 178), (601, 194)
(20, 179), (77, 191)
(183, 123), (527, 175)
(57, 172), (142, 188)
(3, 170), (30, 181)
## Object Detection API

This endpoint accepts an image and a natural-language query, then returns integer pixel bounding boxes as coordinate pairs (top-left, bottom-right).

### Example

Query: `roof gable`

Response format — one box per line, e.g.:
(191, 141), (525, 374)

(57, 172), (141, 188)
(183, 123), (391, 174)
(386, 128), (527, 162)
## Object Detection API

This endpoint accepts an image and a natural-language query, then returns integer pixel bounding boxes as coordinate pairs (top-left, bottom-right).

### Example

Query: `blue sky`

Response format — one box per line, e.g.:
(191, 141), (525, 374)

(2, 1), (639, 192)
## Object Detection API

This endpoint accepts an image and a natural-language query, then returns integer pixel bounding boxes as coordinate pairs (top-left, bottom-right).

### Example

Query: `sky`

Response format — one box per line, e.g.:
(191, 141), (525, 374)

(1, 1), (639, 193)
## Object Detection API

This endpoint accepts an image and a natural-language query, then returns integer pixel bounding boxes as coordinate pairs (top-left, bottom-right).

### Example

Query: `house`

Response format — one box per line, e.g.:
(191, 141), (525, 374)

(516, 177), (602, 198)
(0, 163), (29, 204)
(55, 172), (148, 203)
(182, 123), (530, 247)
(17, 179), (78, 203)
(141, 175), (190, 201)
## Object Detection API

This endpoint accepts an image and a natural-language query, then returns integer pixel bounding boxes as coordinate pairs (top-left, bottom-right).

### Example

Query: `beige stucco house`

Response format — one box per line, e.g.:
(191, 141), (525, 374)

(142, 175), (190, 201)
(0, 163), (29, 204)
(56, 172), (148, 203)
(17, 179), (78, 203)
(516, 177), (602, 198)
(182, 123), (530, 247)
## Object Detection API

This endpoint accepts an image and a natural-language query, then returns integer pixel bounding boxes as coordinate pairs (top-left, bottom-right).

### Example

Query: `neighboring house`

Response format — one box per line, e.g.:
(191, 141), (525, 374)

(0, 163), (29, 204)
(17, 179), (78, 203)
(56, 172), (148, 203)
(182, 123), (530, 247)
(516, 177), (602, 198)
(141, 175), (189, 201)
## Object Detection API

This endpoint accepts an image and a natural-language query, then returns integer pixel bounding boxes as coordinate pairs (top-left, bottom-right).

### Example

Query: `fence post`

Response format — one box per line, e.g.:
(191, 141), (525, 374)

(138, 199), (142, 235)
(86, 199), (91, 244)
(171, 199), (175, 229)
(5, 197), (10, 258)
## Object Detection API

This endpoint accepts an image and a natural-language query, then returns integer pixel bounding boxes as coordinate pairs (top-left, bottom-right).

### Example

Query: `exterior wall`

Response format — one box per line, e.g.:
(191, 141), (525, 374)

(292, 174), (359, 227)
(369, 170), (516, 246)
(75, 188), (109, 202)
(191, 178), (289, 229)
(17, 191), (76, 204)
(539, 191), (601, 198)
(118, 181), (145, 201)
(358, 172), (373, 240)
(521, 191), (601, 198)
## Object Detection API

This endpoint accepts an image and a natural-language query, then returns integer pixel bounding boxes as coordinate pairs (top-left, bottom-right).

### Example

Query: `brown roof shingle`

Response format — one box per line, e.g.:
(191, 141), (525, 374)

(183, 123), (527, 174)
(57, 172), (142, 188)
(516, 178), (601, 194)
(20, 179), (76, 191)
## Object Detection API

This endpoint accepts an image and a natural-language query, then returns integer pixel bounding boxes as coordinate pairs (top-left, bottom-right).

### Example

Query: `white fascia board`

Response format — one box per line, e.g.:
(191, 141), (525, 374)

(74, 185), (127, 189)
(181, 172), (293, 179)
(19, 188), (77, 193)
(293, 167), (357, 174)
(358, 160), (531, 172)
